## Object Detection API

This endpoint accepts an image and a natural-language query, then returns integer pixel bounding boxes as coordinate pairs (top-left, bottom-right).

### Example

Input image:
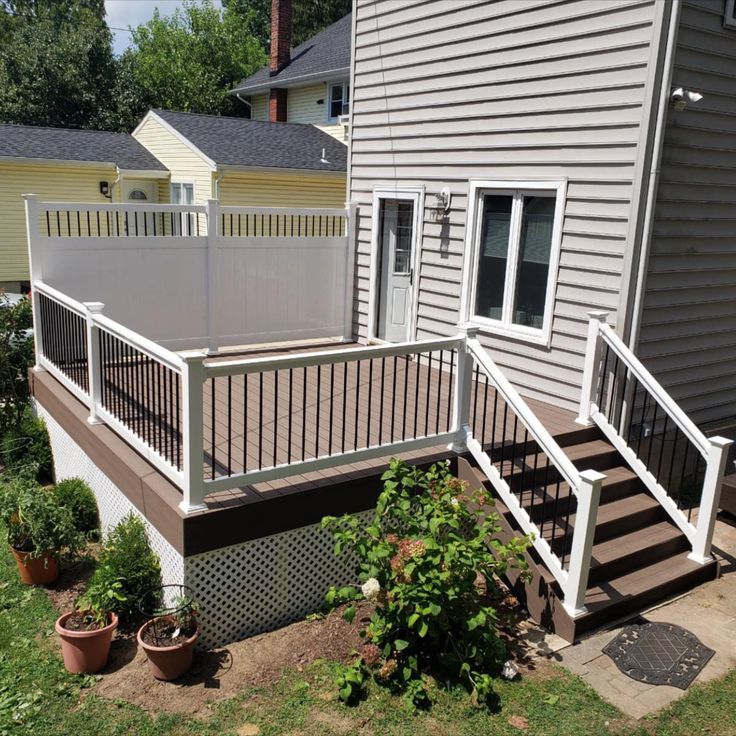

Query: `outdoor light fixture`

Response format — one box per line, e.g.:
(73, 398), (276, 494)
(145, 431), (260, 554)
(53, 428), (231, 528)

(671, 87), (703, 111)
(434, 187), (451, 213)
(99, 181), (111, 199)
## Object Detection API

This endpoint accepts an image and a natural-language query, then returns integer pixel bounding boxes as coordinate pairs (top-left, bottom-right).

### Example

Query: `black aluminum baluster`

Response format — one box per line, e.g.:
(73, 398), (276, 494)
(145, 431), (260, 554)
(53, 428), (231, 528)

(258, 372), (264, 469)
(656, 414), (669, 486)
(273, 371), (279, 466)
(367, 359), (374, 447)
(301, 366), (307, 461)
(379, 357), (385, 445)
(288, 368), (294, 463)
(341, 362), (348, 453)
(315, 365), (321, 457)
(228, 375), (233, 476)
(390, 355), (397, 442)
(328, 364), (334, 455)
(211, 377), (217, 479)
(446, 350), (455, 432)
(414, 353), (420, 439)
(243, 373), (249, 472)
(354, 360), (361, 451)
(436, 351), (443, 435)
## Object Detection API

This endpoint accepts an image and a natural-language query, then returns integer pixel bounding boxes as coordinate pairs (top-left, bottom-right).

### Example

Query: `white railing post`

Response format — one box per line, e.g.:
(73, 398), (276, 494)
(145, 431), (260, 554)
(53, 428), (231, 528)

(563, 468), (605, 617)
(688, 435), (733, 564)
(23, 194), (44, 370)
(450, 324), (479, 452)
(206, 199), (219, 355)
(180, 351), (208, 513)
(576, 311), (609, 426)
(342, 202), (357, 343)
(83, 302), (105, 424)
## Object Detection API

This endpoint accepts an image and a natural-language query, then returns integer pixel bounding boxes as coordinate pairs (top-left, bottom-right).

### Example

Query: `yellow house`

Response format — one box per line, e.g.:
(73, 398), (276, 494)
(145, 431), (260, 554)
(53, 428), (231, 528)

(231, 13), (351, 144)
(132, 109), (347, 210)
(0, 124), (168, 291)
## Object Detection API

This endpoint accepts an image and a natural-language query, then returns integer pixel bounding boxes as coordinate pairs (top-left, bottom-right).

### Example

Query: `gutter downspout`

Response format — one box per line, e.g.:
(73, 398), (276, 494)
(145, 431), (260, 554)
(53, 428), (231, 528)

(111, 167), (122, 201)
(627, 0), (682, 351)
(214, 170), (224, 199)
(235, 92), (253, 118)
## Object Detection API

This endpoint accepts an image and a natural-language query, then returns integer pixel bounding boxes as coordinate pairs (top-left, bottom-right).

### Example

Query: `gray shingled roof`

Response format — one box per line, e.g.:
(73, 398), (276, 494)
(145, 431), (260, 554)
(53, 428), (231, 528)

(0, 124), (167, 170)
(153, 109), (346, 172)
(232, 13), (351, 94)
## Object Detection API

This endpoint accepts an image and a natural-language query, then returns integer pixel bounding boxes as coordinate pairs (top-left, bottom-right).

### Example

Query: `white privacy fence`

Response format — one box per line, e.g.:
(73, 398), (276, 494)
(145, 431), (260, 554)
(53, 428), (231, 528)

(25, 196), (355, 352)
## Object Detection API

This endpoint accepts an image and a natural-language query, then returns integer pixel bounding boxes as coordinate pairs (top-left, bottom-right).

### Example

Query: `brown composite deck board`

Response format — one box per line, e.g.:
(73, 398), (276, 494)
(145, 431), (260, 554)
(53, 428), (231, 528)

(56, 340), (582, 510)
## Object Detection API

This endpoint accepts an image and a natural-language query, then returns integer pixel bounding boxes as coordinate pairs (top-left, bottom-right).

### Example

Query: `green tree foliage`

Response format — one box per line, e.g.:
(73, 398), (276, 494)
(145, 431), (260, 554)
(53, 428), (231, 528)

(116, 0), (266, 121)
(0, 293), (33, 437)
(0, 0), (117, 129)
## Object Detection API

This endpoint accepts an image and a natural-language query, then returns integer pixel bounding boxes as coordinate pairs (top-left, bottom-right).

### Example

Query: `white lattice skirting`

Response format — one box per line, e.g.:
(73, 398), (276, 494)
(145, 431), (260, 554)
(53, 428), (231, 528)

(36, 399), (370, 648)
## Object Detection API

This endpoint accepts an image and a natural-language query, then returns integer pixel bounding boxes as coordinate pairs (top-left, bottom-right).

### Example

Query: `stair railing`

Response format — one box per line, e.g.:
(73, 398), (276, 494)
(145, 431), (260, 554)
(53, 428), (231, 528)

(577, 311), (732, 564)
(454, 325), (605, 618)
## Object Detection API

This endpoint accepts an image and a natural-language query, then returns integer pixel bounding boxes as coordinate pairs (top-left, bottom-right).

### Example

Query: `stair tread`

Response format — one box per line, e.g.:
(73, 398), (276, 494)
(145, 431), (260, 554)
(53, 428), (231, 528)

(589, 520), (683, 569)
(564, 439), (618, 464)
(583, 552), (712, 613)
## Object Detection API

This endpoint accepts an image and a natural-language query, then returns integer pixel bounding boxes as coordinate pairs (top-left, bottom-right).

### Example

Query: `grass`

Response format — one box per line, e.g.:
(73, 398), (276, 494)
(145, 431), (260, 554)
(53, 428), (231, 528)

(1, 544), (735, 736)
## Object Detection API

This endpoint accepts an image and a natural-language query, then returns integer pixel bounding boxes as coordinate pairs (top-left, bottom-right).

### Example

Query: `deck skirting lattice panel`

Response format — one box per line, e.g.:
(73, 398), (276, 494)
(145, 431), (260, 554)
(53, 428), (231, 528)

(185, 510), (372, 648)
(35, 399), (185, 595)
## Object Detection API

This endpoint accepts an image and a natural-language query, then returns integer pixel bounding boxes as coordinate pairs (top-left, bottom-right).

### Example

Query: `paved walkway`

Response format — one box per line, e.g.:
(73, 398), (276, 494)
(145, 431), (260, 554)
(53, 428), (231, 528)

(552, 516), (736, 719)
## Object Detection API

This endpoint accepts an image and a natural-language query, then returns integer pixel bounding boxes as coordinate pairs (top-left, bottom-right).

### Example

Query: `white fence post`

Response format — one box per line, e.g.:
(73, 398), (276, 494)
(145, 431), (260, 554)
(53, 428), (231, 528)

(342, 202), (357, 343)
(83, 302), (105, 424)
(181, 351), (208, 513)
(688, 436), (733, 564)
(450, 324), (479, 452)
(23, 194), (45, 370)
(206, 199), (220, 355)
(576, 311), (609, 426)
(563, 468), (605, 616)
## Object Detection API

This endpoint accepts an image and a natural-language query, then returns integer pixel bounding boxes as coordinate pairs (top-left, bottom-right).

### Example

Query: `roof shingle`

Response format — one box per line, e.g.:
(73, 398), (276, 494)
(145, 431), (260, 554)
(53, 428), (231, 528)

(153, 109), (347, 172)
(0, 124), (167, 170)
(232, 13), (351, 94)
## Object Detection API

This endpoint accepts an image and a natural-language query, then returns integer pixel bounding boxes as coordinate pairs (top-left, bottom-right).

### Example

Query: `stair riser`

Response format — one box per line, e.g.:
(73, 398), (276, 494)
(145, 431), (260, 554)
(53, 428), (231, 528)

(587, 535), (689, 586)
(483, 426), (601, 461)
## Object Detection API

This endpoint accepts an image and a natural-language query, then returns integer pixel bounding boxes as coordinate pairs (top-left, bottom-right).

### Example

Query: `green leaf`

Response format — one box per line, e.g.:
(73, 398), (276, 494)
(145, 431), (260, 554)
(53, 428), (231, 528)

(542, 694), (559, 705)
(394, 639), (409, 651)
(418, 620), (429, 638)
(342, 606), (356, 623)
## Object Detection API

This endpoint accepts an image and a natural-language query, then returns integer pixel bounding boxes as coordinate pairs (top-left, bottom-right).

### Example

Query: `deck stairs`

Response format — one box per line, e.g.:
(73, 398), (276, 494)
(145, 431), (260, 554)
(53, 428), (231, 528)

(457, 424), (719, 642)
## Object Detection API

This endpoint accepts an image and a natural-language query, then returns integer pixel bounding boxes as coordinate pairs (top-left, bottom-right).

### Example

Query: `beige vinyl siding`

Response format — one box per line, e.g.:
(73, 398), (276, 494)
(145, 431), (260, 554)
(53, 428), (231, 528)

(250, 94), (268, 121)
(133, 115), (213, 204)
(349, 0), (662, 411)
(249, 85), (349, 142)
(637, 0), (736, 426)
(219, 170), (346, 208)
(0, 161), (117, 282)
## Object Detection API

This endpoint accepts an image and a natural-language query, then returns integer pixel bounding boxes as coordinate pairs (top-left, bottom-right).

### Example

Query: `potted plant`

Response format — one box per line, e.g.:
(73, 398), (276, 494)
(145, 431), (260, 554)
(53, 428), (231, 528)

(55, 577), (123, 674)
(0, 474), (82, 585)
(137, 591), (200, 681)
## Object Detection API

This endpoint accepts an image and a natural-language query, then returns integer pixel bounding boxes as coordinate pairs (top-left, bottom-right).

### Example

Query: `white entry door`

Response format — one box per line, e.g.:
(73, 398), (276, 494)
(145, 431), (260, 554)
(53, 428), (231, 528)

(377, 199), (415, 342)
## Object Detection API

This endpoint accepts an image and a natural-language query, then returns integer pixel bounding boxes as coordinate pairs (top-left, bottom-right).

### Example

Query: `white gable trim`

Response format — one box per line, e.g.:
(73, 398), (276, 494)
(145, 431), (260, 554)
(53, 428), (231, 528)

(132, 110), (217, 170)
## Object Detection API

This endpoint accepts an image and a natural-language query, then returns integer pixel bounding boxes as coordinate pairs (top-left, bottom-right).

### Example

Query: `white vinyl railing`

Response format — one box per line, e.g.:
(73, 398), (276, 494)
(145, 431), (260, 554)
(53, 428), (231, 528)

(578, 311), (732, 564)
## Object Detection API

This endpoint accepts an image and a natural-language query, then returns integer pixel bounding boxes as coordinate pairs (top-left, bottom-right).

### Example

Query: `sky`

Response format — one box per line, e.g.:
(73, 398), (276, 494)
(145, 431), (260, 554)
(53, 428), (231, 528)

(105, 0), (222, 55)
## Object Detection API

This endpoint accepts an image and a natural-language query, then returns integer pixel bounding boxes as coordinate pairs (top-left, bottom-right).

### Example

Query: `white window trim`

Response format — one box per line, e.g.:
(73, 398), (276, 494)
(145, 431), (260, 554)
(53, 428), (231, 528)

(459, 178), (567, 348)
(725, 0), (736, 28)
(170, 180), (196, 204)
(367, 186), (425, 343)
(327, 81), (350, 123)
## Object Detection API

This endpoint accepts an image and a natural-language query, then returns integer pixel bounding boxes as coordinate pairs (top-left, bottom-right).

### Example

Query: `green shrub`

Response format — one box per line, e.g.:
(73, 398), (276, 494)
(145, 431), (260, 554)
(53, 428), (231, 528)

(87, 513), (161, 622)
(322, 459), (532, 709)
(55, 478), (99, 536)
(0, 407), (53, 482)
(0, 292), (34, 437)
(0, 474), (84, 557)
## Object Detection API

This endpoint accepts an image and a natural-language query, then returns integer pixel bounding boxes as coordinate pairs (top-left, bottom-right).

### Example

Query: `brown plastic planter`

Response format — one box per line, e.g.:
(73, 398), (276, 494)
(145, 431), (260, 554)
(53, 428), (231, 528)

(11, 547), (58, 585)
(56, 611), (118, 674)
(137, 616), (200, 681)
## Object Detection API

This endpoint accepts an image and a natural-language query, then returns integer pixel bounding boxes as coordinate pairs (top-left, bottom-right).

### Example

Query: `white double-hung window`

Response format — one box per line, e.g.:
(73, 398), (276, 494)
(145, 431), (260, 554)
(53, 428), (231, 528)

(463, 180), (566, 345)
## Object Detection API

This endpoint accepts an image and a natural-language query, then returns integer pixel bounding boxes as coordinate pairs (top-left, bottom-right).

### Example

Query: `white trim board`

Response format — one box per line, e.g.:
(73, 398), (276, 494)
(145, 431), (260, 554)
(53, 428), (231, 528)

(133, 111), (217, 170)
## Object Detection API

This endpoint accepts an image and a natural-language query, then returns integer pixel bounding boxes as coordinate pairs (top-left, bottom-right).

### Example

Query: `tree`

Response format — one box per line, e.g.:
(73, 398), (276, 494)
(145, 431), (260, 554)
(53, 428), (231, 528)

(116, 0), (266, 121)
(292, 0), (351, 46)
(0, 0), (117, 129)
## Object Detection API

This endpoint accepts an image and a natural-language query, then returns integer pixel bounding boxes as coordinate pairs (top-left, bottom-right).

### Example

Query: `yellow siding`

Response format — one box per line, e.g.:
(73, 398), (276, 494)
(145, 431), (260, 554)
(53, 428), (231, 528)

(133, 115), (213, 204)
(250, 85), (349, 143)
(250, 94), (268, 121)
(219, 169), (346, 208)
(0, 161), (117, 282)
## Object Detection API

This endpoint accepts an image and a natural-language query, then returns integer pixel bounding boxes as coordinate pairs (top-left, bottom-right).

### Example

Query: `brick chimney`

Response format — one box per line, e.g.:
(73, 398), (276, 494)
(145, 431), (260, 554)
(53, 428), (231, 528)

(268, 0), (291, 122)
(270, 0), (292, 74)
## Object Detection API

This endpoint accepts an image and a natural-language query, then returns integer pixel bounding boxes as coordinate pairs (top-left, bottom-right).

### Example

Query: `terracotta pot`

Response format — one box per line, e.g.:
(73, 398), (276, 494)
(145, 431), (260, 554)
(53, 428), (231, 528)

(137, 616), (200, 681)
(11, 547), (58, 585)
(56, 611), (118, 674)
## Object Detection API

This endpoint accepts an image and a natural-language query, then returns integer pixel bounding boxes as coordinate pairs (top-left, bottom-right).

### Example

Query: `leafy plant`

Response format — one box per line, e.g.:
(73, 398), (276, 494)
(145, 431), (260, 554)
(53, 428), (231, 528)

(0, 292), (33, 438)
(76, 577), (126, 628)
(0, 407), (53, 482)
(54, 478), (98, 536)
(0, 474), (83, 557)
(85, 514), (161, 622)
(322, 459), (532, 708)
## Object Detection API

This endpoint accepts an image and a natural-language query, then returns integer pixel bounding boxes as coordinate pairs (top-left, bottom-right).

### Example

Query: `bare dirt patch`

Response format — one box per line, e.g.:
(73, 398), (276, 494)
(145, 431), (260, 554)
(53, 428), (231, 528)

(44, 551), (97, 614)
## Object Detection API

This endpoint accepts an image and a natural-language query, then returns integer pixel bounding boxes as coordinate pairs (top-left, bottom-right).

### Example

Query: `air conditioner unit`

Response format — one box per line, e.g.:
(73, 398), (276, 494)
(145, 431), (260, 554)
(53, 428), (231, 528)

(338, 114), (350, 126)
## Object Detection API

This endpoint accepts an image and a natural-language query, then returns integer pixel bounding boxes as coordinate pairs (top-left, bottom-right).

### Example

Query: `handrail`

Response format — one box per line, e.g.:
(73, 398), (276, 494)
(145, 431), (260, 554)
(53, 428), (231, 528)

(467, 338), (581, 492)
(33, 280), (86, 316)
(596, 322), (708, 458)
(40, 202), (206, 213)
(204, 336), (463, 378)
(218, 205), (346, 217)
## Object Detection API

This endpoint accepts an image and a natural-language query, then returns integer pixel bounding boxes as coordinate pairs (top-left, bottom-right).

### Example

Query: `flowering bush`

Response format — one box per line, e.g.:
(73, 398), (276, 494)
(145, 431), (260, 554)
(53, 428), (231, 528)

(322, 458), (531, 708)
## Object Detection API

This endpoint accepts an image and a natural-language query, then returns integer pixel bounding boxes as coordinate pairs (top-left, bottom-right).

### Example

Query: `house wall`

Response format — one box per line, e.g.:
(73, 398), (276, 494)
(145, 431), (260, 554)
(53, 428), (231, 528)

(250, 82), (349, 142)
(219, 169), (346, 208)
(133, 114), (214, 204)
(0, 161), (118, 285)
(348, 0), (665, 411)
(637, 0), (736, 426)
